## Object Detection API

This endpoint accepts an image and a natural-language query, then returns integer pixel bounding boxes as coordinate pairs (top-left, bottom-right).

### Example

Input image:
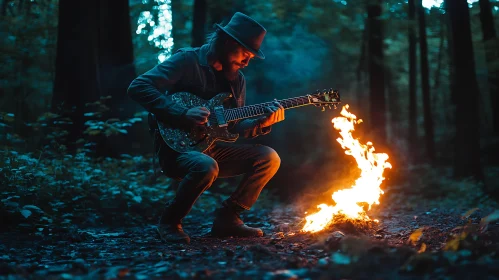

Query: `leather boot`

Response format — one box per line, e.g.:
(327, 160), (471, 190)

(157, 202), (190, 244)
(210, 203), (264, 238)
(156, 223), (190, 244)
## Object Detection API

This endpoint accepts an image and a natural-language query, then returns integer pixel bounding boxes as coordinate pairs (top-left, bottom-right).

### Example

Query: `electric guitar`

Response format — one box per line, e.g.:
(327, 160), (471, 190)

(157, 89), (341, 153)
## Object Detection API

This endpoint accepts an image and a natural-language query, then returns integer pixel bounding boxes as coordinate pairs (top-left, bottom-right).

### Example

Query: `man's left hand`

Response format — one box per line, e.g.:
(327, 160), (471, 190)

(260, 100), (285, 128)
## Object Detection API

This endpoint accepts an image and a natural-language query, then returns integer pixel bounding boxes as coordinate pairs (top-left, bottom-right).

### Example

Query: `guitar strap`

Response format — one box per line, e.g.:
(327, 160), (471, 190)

(228, 80), (239, 109)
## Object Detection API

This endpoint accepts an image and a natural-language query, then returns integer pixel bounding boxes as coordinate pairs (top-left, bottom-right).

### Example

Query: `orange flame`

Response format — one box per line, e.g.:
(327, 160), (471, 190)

(302, 105), (392, 233)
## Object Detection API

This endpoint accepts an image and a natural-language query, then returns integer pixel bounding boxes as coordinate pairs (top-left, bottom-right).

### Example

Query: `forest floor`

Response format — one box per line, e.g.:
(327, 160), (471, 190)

(1, 150), (499, 280)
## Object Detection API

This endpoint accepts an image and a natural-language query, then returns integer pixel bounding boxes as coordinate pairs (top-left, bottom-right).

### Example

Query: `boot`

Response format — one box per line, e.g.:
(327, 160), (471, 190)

(157, 202), (190, 244)
(156, 223), (190, 244)
(210, 203), (264, 238)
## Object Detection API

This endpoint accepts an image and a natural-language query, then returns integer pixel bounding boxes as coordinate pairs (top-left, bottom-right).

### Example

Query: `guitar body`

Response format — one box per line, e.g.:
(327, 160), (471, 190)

(157, 92), (239, 153)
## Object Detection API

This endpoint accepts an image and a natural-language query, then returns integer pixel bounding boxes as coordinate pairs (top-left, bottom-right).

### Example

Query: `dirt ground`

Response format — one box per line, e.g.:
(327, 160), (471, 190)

(2, 182), (499, 280)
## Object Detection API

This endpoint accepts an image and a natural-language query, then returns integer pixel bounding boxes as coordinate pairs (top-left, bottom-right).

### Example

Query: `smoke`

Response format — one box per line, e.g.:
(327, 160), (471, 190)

(263, 25), (330, 89)
(239, 24), (338, 202)
(245, 24), (333, 101)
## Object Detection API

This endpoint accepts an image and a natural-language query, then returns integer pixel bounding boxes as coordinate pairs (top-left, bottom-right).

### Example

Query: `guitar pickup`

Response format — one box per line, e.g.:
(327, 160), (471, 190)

(213, 106), (228, 127)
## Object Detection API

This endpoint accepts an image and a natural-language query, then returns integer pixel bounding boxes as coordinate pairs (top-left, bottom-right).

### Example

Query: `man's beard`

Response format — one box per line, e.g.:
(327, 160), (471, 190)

(220, 58), (239, 81)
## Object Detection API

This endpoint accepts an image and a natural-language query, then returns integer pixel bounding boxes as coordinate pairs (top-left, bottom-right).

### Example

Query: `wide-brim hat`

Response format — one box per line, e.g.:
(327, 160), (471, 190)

(216, 12), (266, 59)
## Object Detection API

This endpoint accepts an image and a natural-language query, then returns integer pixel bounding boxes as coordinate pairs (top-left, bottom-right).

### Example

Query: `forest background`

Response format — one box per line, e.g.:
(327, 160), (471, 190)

(1, 0), (499, 227)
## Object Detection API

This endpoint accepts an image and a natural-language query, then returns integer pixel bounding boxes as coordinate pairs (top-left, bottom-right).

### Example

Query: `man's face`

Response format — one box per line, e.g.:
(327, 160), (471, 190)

(220, 43), (255, 81)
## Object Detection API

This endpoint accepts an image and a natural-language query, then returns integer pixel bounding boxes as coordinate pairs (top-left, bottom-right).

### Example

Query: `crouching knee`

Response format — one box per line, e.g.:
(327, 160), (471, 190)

(193, 156), (219, 180)
(258, 146), (281, 171)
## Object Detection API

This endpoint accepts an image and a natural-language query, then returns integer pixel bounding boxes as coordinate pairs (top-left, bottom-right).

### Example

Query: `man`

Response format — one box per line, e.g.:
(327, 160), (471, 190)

(128, 12), (284, 244)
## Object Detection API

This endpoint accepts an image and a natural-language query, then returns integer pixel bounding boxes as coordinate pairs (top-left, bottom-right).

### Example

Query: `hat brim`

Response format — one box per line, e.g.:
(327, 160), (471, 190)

(216, 24), (265, 59)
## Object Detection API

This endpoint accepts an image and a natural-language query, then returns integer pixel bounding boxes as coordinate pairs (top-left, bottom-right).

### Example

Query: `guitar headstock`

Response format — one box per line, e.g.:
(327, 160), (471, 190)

(309, 88), (341, 110)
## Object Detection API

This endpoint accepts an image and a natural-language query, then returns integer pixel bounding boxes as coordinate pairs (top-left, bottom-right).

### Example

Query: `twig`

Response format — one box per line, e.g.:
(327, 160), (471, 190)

(35, 149), (43, 169)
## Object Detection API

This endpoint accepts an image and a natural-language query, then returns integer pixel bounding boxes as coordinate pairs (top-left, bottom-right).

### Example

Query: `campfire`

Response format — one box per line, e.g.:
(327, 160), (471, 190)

(302, 105), (392, 233)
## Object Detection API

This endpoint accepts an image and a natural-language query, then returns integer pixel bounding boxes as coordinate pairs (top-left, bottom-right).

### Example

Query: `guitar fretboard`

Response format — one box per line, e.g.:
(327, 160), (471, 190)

(223, 96), (312, 122)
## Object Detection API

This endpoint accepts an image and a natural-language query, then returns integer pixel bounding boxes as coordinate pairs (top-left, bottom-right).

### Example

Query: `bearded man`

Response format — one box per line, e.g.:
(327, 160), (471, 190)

(128, 12), (284, 244)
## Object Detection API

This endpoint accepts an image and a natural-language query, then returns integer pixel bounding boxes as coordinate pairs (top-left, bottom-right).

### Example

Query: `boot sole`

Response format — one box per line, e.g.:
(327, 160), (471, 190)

(156, 227), (191, 244)
(210, 228), (264, 238)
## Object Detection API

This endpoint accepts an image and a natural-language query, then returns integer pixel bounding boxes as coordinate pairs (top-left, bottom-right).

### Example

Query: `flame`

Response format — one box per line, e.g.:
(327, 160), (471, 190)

(302, 104), (392, 233)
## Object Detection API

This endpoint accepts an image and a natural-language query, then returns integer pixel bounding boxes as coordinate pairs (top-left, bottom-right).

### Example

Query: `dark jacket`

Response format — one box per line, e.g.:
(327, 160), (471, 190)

(127, 44), (270, 139)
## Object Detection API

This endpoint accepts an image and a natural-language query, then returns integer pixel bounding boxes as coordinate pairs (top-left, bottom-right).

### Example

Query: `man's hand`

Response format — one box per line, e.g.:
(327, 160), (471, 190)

(259, 101), (285, 128)
(185, 107), (210, 125)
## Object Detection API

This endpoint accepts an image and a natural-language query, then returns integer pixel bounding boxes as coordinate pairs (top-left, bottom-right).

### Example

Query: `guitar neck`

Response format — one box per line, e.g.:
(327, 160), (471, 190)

(224, 95), (312, 122)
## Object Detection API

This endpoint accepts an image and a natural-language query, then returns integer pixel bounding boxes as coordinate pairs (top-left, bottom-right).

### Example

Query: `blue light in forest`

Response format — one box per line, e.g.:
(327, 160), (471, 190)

(135, 0), (174, 63)
(422, 0), (478, 8)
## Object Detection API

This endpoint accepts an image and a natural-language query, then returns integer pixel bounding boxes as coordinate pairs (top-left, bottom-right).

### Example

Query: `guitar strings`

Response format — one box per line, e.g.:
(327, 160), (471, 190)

(224, 96), (311, 121)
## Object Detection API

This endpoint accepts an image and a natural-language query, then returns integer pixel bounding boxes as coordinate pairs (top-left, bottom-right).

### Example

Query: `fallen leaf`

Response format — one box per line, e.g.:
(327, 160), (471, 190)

(461, 208), (479, 219)
(444, 232), (467, 251)
(418, 243), (426, 253)
(118, 268), (129, 277)
(20, 209), (32, 218)
(479, 210), (499, 231)
(331, 252), (351, 265)
(23, 205), (43, 212)
(408, 228), (424, 245)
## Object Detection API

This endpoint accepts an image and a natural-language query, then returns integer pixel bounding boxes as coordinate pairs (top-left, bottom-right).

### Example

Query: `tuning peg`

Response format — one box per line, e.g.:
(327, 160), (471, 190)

(321, 106), (325, 112)
(334, 104), (337, 109)
(328, 105), (332, 110)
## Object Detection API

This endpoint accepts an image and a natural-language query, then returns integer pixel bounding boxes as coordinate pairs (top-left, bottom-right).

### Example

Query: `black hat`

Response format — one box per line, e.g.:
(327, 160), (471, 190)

(216, 12), (266, 59)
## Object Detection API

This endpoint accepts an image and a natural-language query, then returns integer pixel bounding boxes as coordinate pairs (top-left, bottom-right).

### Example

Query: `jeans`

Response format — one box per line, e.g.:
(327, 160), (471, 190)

(156, 133), (281, 223)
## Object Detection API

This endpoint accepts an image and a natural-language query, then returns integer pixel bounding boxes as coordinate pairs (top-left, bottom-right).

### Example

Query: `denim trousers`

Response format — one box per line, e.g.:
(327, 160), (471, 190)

(156, 133), (281, 223)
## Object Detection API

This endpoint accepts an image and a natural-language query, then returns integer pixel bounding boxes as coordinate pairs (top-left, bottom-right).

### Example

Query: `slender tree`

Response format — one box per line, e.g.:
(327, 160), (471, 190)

(478, 0), (499, 134)
(387, 69), (402, 146)
(417, 0), (435, 162)
(191, 0), (207, 47)
(367, 0), (387, 143)
(433, 13), (446, 97)
(445, 0), (483, 179)
(52, 0), (136, 153)
(408, 0), (417, 157)
(171, 0), (193, 50)
(208, 0), (233, 25)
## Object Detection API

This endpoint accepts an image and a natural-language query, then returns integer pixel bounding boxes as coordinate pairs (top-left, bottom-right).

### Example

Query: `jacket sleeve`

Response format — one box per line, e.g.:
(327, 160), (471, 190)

(127, 51), (189, 123)
(229, 74), (271, 138)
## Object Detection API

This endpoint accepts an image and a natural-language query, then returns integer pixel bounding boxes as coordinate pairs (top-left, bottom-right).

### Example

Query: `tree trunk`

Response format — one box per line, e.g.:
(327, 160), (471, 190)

(208, 0), (233, 25)
(367, 1), (387, 144)
(387, 70), (402, 146)
(191, 0), (207, 47)
(433, 14), (445, 96)
(418, 0), (436, 162)
(52, 0), (136, 154)
(170, 0), (191, 50)
(356, 24), (368, 113)
(408, 0), (418, 158)
(445, 0), (483, 180)
(479, 0), (499, 134)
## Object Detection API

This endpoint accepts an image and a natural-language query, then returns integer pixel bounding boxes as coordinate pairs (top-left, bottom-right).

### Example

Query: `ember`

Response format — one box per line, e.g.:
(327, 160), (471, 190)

(302, 105), (392, 233)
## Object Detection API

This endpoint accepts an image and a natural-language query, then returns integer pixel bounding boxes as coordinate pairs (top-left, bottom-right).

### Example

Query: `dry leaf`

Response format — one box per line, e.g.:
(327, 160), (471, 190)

(461, 208), (479, 219)
(118, 268), (129, 277)
(479, 210), (499, 230)
(444, 232), (467, 251)
(408, 228), (425, 245)
(418, 243), (427, 253)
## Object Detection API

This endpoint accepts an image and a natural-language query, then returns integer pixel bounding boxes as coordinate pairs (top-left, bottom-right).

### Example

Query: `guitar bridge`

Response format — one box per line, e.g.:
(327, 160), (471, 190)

(214, 106), (228, 127)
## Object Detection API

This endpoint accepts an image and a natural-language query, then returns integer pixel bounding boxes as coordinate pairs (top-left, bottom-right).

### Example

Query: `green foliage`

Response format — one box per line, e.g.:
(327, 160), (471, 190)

(82, 96), (147, 137)
(0, 147), (176, 227)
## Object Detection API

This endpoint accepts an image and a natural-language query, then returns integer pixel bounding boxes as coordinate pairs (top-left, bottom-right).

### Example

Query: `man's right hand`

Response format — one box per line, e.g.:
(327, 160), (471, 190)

(185, 107), (210, 125)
